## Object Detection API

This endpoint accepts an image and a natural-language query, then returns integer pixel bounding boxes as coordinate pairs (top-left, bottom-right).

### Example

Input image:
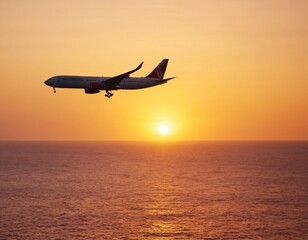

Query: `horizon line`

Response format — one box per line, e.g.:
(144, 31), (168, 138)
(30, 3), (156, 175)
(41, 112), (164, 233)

(1, 139), (308, 142)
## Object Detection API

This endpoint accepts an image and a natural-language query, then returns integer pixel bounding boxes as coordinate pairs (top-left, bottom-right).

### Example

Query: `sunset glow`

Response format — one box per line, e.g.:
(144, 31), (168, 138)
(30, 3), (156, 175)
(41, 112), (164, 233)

(158, 124), (170, 135)
(0, 1), (307, 238)
(0, 0), (307, 141)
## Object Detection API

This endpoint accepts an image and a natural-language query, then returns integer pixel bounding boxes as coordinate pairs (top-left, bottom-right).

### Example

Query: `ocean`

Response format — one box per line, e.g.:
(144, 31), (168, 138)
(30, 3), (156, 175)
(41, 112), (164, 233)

(0, 141), (307, 239)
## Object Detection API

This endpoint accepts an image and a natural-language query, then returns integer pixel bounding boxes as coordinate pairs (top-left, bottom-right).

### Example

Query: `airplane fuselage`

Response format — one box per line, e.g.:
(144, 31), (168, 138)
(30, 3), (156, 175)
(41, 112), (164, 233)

(45, 75), (164, 91)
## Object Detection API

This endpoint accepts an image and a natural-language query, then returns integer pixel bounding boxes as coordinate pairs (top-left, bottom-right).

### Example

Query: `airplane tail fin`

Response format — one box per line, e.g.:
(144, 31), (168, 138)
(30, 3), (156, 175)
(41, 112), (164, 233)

(146, 59), (169, 79)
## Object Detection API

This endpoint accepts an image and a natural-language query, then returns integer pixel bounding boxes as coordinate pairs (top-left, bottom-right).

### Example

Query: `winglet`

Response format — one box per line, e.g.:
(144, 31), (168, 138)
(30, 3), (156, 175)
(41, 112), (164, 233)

(126, 61), (143, 76)
(101, 61), (143, 86)
(136, 62), (143, 71)
(125, 61), (143, 76)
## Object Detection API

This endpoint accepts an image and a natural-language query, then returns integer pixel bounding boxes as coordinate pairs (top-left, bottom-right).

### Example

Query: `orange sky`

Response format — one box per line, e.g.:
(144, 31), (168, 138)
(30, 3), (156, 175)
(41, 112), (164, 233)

(0, 0), (307, 141)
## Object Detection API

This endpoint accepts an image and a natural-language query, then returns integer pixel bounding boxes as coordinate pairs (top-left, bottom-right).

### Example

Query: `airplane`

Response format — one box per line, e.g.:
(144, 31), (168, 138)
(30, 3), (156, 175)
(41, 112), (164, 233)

(44, 59), (174, 98)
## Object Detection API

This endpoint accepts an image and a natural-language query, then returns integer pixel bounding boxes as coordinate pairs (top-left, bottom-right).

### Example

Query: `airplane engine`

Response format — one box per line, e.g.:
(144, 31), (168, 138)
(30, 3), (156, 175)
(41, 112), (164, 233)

(84, 88), (100, 94)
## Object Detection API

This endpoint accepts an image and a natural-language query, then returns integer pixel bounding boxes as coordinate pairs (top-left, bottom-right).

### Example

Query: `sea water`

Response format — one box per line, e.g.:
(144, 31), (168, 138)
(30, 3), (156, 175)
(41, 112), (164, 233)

(0, 141), (307, 239)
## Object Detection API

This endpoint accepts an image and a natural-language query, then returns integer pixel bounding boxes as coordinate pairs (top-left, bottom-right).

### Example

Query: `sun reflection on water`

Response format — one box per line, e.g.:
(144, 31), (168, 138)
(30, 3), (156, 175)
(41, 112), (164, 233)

(138, 173), (191, 238)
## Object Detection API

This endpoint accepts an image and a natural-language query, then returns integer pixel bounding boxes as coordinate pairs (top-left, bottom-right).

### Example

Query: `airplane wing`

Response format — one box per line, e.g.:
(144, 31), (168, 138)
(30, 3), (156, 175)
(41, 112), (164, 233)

(102, 62), (143, 88)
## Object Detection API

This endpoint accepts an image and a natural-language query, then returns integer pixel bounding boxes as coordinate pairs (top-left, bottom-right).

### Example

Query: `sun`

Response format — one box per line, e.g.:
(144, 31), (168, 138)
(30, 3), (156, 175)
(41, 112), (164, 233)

(158, 124), (170, 135)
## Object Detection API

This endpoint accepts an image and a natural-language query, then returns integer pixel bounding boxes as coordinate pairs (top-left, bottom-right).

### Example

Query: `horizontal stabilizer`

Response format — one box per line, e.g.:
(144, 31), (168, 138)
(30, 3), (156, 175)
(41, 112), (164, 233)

(163, 77), (175, 81)
(155, 77), (175, 84)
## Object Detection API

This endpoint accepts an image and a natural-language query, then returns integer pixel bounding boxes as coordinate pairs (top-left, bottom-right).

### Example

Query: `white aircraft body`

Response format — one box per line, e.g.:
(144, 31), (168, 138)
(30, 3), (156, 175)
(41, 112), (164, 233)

(44, 59), (174, 98)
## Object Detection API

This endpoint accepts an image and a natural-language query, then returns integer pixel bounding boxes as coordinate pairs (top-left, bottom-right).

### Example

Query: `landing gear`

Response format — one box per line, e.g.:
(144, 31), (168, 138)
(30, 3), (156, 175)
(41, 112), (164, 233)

(105, 90), (113, 98)
(53, 87), (56, 93)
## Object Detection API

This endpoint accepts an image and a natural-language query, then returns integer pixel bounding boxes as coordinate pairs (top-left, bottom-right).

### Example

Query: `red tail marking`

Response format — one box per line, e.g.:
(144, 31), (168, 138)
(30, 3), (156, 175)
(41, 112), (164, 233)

(146, 59), (169, 79)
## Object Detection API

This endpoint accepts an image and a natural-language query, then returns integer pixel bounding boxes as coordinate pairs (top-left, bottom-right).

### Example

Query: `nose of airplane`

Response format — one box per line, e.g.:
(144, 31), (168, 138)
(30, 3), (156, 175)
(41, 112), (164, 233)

(44, 79), (52, 86)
